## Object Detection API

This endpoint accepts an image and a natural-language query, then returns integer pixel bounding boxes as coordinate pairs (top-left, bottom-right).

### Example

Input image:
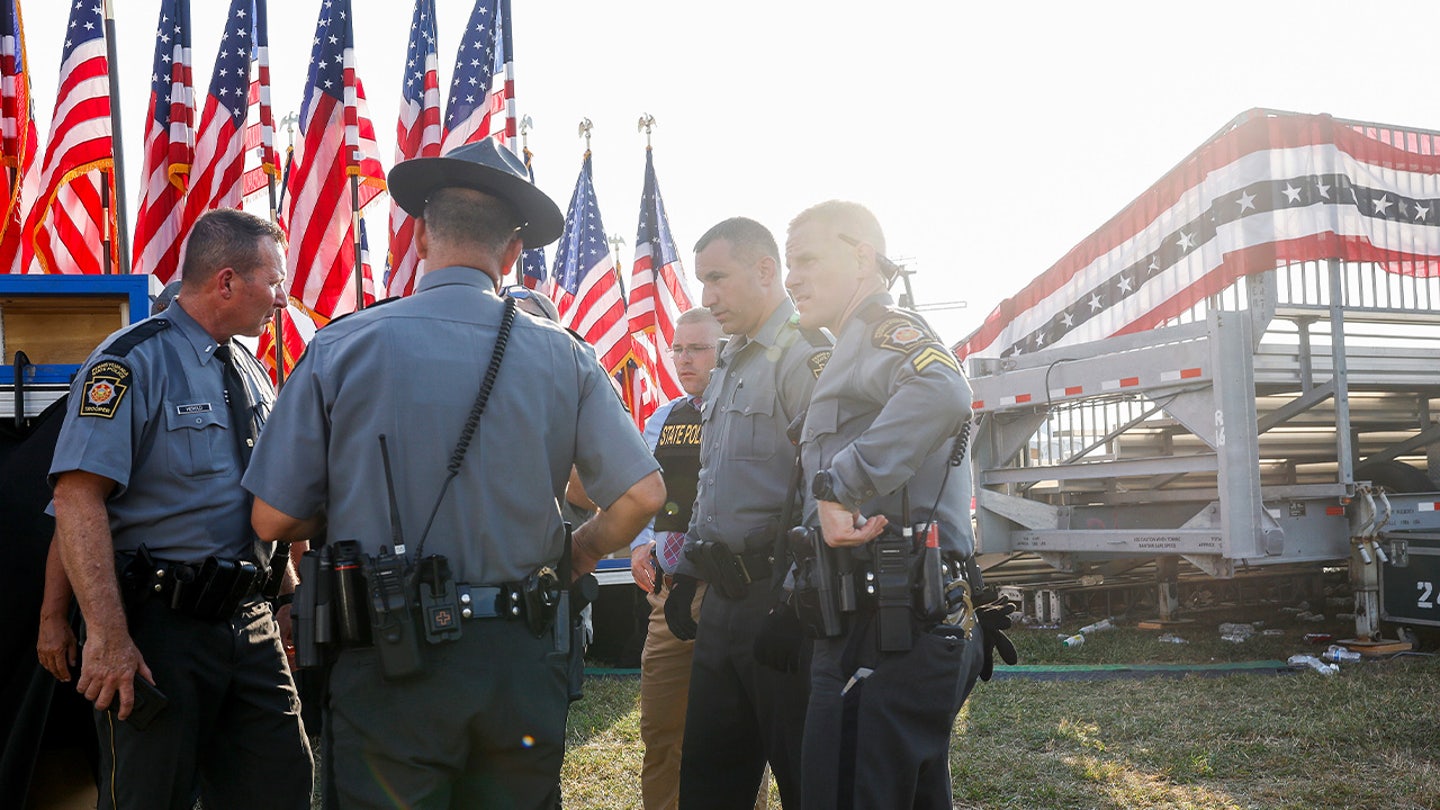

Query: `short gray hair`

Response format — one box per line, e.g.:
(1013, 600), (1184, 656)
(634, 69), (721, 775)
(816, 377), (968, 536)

(180, 208), (285, 290)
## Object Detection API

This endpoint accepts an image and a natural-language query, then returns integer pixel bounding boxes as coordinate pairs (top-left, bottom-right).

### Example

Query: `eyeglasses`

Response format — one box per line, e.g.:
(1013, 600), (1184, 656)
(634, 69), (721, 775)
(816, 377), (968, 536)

(669, 344), (716, 358)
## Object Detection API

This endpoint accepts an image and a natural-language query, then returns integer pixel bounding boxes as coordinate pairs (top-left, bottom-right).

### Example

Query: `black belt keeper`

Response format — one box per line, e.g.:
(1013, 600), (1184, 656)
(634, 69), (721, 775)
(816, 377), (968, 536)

(872, 535), (913, 653)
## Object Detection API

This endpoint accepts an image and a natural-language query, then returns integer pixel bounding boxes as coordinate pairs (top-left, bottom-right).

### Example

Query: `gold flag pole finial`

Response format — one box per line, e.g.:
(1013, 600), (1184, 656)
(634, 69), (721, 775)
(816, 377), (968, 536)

(637, 113), (656, 149)
(520, 115), (535, 156)
(578, 118), (593, 154)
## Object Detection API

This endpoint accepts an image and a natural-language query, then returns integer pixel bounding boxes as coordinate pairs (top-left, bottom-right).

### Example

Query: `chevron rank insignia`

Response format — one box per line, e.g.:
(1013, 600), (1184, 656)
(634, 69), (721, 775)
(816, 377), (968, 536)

(79, 360), (132, 419)
(808, 350), (831, 379)
(911, 346), (961, 374)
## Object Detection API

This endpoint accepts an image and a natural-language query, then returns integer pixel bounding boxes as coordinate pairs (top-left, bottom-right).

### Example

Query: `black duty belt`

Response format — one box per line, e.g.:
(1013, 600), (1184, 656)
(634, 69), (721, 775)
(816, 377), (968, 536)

(688, 539), (776, 601)
(118, 550), (264, 621)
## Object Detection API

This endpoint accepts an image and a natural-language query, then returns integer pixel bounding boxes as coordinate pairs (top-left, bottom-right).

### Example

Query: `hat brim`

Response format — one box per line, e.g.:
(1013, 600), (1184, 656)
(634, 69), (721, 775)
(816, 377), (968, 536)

(388, 156), (564, 248)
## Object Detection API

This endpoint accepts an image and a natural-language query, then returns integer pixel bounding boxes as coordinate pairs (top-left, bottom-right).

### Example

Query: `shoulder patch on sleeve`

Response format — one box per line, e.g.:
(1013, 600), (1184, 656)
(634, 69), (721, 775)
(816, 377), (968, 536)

(807, 349), (831, 379)
(872, 314), (937, 354)
(78, 359), (132, 419)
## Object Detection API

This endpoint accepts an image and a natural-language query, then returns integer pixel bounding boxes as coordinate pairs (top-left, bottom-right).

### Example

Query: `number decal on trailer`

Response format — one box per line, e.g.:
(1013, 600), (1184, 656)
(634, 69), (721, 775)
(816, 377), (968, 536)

(1418, 581), (1434, 610)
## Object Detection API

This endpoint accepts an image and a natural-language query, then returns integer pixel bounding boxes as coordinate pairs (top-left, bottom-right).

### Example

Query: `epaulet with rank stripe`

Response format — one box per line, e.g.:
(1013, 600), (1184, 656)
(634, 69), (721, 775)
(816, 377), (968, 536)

(102, 319), (170, 357)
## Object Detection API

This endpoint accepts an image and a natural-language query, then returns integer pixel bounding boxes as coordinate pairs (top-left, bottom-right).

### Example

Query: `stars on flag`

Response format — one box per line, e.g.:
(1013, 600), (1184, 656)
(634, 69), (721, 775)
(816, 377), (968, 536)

(996, 166), (1440, 358)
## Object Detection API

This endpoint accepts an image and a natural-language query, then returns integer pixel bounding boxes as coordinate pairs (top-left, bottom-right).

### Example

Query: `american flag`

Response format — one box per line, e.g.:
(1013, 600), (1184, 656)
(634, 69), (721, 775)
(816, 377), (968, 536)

(185, 0), (267, 223)
(258, 144), (298, 382)
(518, 144), (546, 289)
(441, 0), (513, 154)
(259, 301), (314, 384)
(25, 0), (115, 275)
(259, 213), (372, 384)
(0, 0), (37, 274)
(240, 0), (277, 202)
(627, 147), (693, 425)
(181, 0), (254, 234)
(283, 0), (384, 324)
(132, 0), (193, 283)
(385, 0), (440, 298)
(554, 150), (630, 376)
(957, 110), (1440, 362)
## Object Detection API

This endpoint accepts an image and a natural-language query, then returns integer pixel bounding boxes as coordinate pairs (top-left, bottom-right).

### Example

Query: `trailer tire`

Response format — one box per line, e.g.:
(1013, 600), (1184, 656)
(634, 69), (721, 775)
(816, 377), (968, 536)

(1353, 460), (1437, 494)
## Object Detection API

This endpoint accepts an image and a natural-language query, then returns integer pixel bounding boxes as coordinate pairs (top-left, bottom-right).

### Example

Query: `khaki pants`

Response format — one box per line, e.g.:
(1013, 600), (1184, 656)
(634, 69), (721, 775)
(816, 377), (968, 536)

(641, 581), (773, 810)
(639, 581), (704, 810)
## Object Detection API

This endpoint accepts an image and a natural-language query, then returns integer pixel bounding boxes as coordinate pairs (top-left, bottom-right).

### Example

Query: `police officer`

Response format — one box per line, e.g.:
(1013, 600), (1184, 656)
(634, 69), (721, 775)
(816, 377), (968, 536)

(784, 200), (1012, 808)
(49, 208), (312, 810)
(629, 306), (720, 810)
(246, 139), (665, 809)
(669, 217), (830, 808)
(37, 282), (189, 685)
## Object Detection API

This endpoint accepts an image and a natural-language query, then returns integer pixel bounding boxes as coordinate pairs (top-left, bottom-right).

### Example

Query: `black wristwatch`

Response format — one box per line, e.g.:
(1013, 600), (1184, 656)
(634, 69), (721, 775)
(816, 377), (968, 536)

(812, 469), (841, 503)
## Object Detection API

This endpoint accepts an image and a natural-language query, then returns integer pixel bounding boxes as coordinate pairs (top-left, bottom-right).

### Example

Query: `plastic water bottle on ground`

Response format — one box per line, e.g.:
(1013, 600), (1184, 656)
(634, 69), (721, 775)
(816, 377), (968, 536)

(1287, 654), (1338, 675)
(1077, 618), (1114, 634)
(1156, 633), (1188, 644)
(1321, 645), (1362, 664)
(1060, 633), (1085, 648)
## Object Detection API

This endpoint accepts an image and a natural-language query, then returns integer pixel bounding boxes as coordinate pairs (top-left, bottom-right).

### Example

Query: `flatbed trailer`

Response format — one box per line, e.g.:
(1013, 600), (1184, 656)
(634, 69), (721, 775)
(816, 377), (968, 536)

(962, 109), (1440, 639)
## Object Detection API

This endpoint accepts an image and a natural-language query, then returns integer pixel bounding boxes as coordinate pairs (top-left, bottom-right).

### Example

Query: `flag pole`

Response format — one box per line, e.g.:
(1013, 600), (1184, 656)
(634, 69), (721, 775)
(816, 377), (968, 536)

(351, 174), (362, 310)
(270, 112), (297, 389)
(516, 115), (534, 284)
(266, 169), (285, 387)
(102, 0), (131, 274)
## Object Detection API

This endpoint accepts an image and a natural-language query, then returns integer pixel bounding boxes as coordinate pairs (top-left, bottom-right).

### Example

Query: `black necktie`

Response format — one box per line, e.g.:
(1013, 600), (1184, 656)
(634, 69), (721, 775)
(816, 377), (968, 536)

(214, 343), (254, 468)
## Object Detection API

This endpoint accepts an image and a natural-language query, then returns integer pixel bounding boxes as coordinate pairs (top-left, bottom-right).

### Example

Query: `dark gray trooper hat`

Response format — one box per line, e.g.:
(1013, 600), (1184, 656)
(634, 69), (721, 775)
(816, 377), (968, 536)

(387, 138), (564, 248)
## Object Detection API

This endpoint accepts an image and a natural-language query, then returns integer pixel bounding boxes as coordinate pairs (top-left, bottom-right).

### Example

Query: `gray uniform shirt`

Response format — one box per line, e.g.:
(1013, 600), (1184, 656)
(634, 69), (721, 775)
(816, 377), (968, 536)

(799, 293), (976, 556)
(242, 266), (658, 584)
(49, 302), (274, 563)
(675, 298), (830, 577)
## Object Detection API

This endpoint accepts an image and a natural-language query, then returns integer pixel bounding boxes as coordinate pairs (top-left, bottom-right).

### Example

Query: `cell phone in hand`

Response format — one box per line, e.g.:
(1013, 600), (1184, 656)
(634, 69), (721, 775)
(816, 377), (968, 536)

(108, 676), (168, 731)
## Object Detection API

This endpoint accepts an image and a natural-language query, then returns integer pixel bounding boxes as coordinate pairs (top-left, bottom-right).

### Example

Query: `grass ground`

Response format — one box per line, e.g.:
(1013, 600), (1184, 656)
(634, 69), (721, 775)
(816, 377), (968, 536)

(562, 608), (1440, 809)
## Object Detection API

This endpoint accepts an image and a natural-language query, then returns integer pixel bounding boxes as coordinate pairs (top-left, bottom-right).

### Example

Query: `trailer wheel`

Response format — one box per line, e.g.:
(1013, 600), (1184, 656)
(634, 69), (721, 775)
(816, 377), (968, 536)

(1353, 460), (1438, 494)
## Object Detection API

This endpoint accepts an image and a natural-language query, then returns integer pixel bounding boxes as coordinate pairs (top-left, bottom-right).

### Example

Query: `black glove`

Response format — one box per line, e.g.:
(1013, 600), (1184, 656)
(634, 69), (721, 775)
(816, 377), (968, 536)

(664, 574), (700, 641)
(974, 589), (1019, 681)
(752, 600), (804, 673)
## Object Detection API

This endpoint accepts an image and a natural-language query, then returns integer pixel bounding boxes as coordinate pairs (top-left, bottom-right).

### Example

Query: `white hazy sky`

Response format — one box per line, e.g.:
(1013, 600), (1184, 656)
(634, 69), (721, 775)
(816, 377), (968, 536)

(21, 0), (1440, 344)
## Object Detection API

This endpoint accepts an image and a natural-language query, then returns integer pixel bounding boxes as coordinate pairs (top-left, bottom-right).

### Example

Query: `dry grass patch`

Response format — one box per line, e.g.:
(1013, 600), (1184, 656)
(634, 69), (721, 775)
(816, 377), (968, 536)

(560, 609), (1440, 809)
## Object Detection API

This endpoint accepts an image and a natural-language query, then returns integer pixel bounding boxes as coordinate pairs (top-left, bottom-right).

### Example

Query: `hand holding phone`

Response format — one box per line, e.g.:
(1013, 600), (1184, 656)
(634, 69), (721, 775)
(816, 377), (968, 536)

(108, 676), (168, 731)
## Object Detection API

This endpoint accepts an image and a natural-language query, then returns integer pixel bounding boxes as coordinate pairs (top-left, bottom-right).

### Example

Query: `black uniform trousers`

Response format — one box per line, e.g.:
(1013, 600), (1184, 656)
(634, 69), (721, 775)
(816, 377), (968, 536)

(326, 618), (570, 810)
(800, 616), (984, 810)
(678, 582), (808, 808)
(95, 597), (313, 810)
